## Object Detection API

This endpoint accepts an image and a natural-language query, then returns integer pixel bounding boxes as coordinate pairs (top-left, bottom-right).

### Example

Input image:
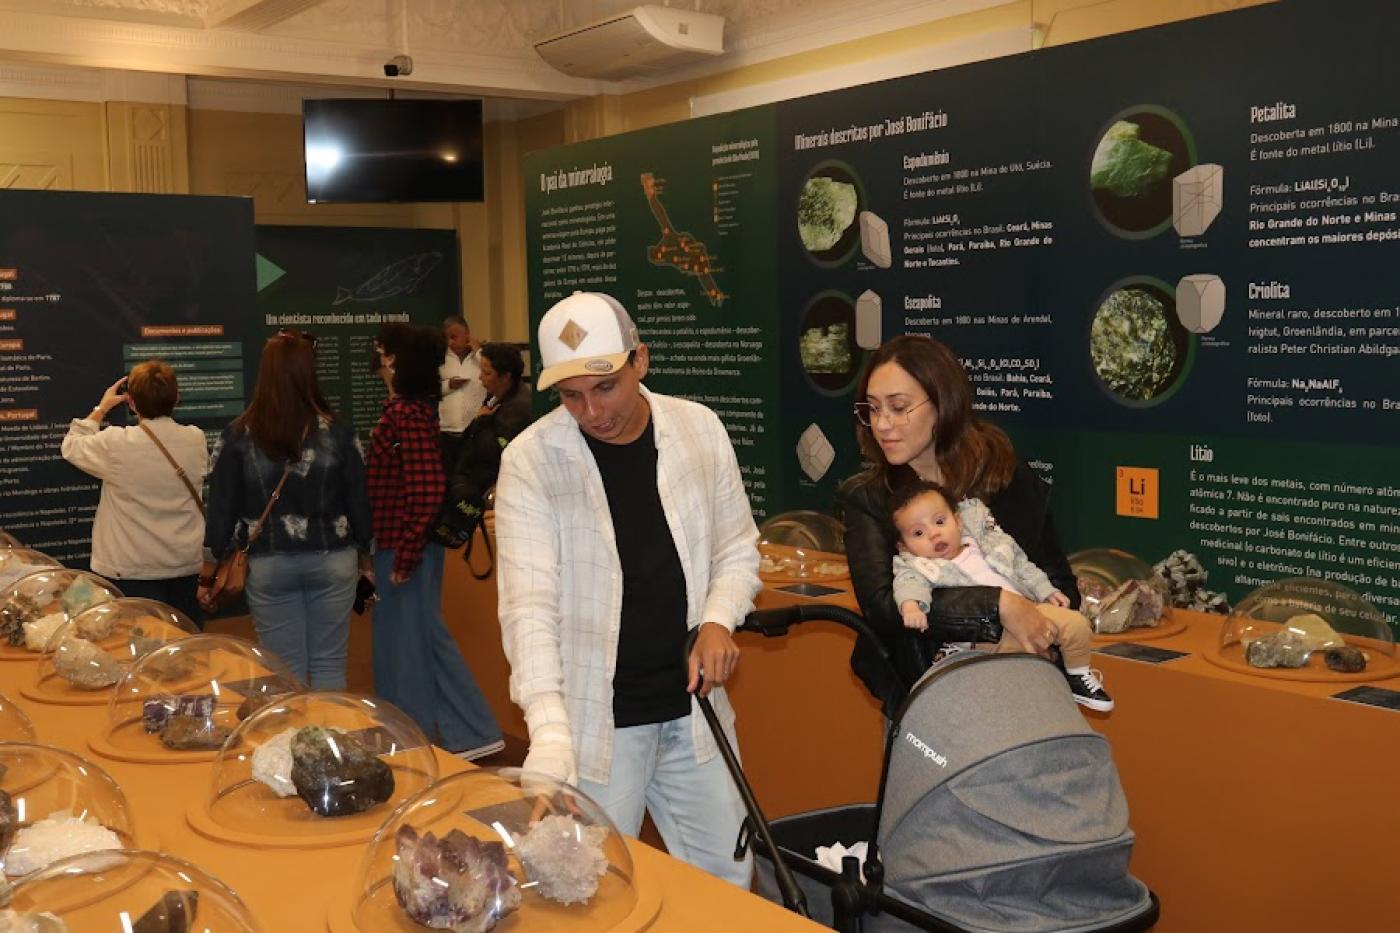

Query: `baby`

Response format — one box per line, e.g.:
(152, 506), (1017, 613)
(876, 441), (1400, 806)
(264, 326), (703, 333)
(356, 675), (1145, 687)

(890, 480), (1113, 712)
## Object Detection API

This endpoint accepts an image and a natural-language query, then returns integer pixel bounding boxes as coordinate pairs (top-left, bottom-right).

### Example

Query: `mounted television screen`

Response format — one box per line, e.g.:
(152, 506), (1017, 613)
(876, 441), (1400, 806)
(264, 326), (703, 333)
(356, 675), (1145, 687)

(303, 98), (484, 203)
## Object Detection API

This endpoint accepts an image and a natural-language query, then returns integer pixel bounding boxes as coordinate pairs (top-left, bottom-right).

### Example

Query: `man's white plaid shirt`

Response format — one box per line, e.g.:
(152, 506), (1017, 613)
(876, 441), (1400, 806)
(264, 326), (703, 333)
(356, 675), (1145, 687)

(494, 387), (761, 784)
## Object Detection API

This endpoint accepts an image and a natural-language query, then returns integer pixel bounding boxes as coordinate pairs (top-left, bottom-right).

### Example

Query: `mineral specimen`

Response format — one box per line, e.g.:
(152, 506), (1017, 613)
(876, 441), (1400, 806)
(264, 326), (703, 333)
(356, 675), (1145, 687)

(799, 323), (851, 374)
(251, 727), (299, 798)
(798, 176), (857, 252)
(1090, 288), (1177, 402)
(0, 909), (69, 932)
(131, 890), (198, 933)
(1324, 646), (1368, 673)
(1283, 613), (1346, 652)
(73, 611), (115, 641)
(128, 626), (163, 659)
(0, 788), (16, 853)
(0, 595), (41, 647)
(1091, 120), (1173, 198)
(516, 814), (610, 906)
(393, 825), (519, 931)
(4, 810), (122, 876)
(160, 715), (232, 751)
(60, 577), (112, 616)
(141, 647), (196, 682)
(22, 612), (66, 653)
(1153, 550), (1230, 614)
(236, 691), (287, 721)
(1244, 632), (1310, 669)
(289, 726), (394, 817)
(52, 637), (123, 690)
(1093, 580), (1165, 634)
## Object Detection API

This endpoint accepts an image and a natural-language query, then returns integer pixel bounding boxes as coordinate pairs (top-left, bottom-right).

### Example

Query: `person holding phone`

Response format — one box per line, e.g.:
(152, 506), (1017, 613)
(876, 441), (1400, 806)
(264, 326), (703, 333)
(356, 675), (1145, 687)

(62, 361), (208, 622)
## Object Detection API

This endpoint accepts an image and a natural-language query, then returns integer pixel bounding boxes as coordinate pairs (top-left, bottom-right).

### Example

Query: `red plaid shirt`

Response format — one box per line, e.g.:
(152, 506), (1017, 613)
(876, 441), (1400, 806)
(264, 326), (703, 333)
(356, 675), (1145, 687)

(367, 397), (444, 579)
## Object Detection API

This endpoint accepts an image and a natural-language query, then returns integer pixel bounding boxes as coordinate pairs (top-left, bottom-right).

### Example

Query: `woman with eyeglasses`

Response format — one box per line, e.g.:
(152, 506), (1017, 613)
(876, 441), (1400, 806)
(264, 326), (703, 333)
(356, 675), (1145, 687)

(838, 334), (1078, 715)
(199, 329), (372, 688)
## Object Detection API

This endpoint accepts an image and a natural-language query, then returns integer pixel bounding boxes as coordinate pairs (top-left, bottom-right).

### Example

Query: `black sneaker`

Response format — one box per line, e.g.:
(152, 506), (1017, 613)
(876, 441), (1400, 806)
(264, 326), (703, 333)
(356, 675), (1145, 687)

(1066, 669), (1114, 712)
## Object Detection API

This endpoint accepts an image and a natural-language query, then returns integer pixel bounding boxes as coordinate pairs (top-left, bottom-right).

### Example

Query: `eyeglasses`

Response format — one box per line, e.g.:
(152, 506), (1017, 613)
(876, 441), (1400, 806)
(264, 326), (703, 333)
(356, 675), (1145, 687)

(277, 329), (318, 348)
(853, 397), (931, 427)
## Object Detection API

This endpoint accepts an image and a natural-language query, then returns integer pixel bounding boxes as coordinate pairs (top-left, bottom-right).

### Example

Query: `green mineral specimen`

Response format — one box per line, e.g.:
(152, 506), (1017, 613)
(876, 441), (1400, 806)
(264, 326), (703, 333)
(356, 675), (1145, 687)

(799, 324), (851, 374)
(798, 177), (857, 252)
(1090, 289), (1177, 401)
(1091, 120), (1173, 198)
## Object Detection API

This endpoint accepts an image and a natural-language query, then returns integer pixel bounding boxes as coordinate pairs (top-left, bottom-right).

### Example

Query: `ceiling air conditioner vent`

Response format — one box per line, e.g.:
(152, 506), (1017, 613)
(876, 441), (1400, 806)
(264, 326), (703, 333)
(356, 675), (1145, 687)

(535, 5), (725, 81)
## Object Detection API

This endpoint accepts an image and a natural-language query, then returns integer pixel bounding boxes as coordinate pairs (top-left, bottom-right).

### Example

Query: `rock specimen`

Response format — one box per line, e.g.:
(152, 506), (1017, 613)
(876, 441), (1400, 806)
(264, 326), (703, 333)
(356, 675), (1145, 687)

(73, 611), (115, 641)
(236, 691), (287, 722)
(141, 648), (196, 682)
(0, 594), (40, 647)
(1093, 580), (1165, 634)
(0, 909), (69, 932)
(159, 715), (232, 751)
(251, 728), (299, 798)
(128, 626), (163, 659)
(393, 825), (519, 931)
(1090, 287), (1177, 402)
(131, 890), (198, 933)
(1324, 646), (1368, 673)
(52, 637), (123, 690)
(1284, 613), (1346, 652)
(1153, 549), (1229, 614)
(4, 810), (122, 876)
(1091, 120), (1173, 198)
(1244, 632), (1311, 669)
(22, 612), (66, 653)
(0, 788), (16, 853)
(798, 176), (856, 252)
(289, 726), (394, 817)
(516, 814), (610, 905)
(59, 577), (111, 616)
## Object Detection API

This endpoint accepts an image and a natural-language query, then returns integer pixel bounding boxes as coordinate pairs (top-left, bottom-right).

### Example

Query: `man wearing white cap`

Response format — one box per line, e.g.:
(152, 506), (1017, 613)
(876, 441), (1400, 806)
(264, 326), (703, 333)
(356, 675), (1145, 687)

(494, 291), (760, 887)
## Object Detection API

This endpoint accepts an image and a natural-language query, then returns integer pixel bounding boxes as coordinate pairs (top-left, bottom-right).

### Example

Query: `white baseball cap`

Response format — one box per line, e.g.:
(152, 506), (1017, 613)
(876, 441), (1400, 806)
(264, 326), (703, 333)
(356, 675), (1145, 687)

(536, 292), (641, 390)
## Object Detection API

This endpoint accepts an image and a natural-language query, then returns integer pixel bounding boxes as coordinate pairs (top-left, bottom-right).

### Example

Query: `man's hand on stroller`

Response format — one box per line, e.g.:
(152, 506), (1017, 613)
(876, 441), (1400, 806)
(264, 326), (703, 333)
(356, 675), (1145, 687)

(688, 621), (739, 697)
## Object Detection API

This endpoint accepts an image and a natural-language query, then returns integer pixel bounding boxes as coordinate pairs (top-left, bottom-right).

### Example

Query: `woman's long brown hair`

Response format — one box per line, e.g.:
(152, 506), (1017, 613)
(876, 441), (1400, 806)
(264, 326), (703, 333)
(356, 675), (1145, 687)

(854, 334), (1016, 501)
(235, 333), (332, 461)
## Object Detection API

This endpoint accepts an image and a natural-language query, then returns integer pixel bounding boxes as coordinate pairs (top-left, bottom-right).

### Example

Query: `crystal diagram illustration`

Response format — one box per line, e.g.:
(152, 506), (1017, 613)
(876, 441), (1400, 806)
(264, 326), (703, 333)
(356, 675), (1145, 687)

(856, 290), (882, 349)
(1176, 274), (1225, 333)
(797, 423), (836, 482)
(859, 211), (892, 268)
(1173, 163), (1223, 237)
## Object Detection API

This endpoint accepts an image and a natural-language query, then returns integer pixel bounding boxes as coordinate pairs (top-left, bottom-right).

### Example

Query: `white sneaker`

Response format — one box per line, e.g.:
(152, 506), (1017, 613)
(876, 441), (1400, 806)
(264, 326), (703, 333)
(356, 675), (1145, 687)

(1066, 669), (1114, 712)
(451, 739), (506, 761)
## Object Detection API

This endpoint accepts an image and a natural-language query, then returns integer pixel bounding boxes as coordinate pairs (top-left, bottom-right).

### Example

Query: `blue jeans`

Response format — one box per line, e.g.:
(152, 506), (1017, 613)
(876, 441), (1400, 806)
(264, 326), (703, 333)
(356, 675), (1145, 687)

(579, 716), (753, 888)
(371, 544), (500, 751)
(245, 548), (357, 689)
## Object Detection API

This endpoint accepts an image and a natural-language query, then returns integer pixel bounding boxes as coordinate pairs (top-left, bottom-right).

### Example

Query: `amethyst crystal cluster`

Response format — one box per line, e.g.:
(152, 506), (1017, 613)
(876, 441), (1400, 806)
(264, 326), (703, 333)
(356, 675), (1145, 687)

(393, 826), (521, 931)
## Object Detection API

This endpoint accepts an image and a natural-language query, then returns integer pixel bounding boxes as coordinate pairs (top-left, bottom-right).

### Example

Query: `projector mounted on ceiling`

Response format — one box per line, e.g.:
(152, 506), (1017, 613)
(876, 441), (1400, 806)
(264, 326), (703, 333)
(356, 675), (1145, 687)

(534, 5), (725, 81)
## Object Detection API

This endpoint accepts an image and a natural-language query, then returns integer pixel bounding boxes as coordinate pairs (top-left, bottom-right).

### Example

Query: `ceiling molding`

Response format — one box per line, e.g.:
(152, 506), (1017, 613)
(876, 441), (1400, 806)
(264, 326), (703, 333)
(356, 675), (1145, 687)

(0, 56), (185, 101)
(204, 0), (324, 31)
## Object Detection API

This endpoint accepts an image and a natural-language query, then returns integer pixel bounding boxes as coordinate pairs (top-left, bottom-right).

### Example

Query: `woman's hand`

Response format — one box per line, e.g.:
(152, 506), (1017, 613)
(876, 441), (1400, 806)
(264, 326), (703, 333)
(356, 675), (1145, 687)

(998, 590), (1058, 657)
(91, 376), (129, 421)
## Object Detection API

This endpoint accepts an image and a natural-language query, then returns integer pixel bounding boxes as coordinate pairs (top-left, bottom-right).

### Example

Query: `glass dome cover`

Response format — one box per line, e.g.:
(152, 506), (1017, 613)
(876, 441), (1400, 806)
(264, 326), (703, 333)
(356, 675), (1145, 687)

(194, 692), (438, 848)
(6, 848), (263, 932)
(1069, 548), (1170, 635)
(29, 599), (198, 705)
(1214, 577), (1397, 680)
(758, 510), (849, 581)
(0, 528), (21, 548)
(342, 768), (658, 933)
(0, 569), (122, 655)
(0, 743), (136, 880)
(0, 688), (36, 741)
(96, 634), (302, 765)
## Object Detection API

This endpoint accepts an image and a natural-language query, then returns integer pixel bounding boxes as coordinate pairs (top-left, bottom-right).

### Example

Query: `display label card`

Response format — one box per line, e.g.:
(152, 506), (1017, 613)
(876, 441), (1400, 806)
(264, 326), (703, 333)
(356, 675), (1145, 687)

(1094, 643), (1189, 664)
(1332, 686), (1400, 712)
(775, 582), (844, 598)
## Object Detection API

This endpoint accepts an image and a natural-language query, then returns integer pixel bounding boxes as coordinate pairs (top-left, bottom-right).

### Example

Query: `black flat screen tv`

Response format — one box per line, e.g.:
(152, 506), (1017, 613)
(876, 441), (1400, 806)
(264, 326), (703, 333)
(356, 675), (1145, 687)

(302, 98), (484, 204)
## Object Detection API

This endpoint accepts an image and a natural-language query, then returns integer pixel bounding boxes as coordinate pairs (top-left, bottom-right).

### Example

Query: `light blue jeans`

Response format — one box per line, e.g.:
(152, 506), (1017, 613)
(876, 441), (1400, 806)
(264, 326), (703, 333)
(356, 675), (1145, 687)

(245, 547), (357, 689)
(371, 544), (501, 752)
(579, 715), (753, 888)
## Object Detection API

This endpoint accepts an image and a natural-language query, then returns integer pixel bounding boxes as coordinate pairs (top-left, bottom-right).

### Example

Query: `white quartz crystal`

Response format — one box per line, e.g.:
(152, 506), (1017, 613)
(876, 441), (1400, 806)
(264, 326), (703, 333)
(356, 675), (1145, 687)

(23, 613), (66, 652)
(251, 727), (300, 798)
(4, 811), (121, 877)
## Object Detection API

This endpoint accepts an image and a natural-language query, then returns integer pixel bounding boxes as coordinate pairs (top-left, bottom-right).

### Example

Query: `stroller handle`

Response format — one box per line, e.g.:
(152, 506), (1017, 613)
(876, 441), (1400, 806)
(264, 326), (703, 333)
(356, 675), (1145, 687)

(740, 603), (904, 690)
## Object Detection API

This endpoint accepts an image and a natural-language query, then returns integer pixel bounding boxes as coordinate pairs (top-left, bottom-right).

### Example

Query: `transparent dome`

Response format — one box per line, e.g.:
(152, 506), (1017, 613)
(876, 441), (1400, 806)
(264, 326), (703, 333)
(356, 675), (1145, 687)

(0, 743), (137, 880)
(27, 599), (198, 706)
(0, 569), (122, 656)
(5, 849), (263, 932)
(1069, 548), (1169, 634)
(758, 511), (849, 581)
(0, 552), (65, 647)
(193, 692), (438, 848)
(341, 768), (657, 933)
(0, 688), (37, 741)
(1214, 577), (1397, 680)
(95, 634), (302, 765)
(0, 529), (21, 548)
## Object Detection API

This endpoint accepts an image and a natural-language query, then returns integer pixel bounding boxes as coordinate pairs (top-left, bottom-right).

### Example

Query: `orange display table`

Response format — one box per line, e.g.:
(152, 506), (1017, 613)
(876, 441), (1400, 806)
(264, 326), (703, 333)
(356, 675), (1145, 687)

(0, 657), (823, 931)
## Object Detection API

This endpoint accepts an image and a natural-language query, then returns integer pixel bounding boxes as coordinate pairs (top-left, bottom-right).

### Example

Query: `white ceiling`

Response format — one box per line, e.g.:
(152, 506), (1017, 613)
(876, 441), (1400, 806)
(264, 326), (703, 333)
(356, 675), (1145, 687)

(0, 0), (1018, 107)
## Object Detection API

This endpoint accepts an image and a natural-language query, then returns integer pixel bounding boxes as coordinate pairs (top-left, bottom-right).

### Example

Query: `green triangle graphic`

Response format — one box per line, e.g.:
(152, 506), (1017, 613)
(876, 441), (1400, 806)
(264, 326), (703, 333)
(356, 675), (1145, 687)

(255, 254), (286, 292)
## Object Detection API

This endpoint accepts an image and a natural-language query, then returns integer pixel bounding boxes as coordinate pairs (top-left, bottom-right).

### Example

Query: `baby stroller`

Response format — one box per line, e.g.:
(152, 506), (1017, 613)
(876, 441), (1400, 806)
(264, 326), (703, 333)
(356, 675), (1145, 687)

(692, 603), (1160, 932)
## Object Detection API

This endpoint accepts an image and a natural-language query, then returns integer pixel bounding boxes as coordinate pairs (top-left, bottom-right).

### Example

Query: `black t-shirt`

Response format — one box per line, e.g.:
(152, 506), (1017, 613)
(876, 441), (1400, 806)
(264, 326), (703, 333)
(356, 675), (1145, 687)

(584, 419), (691, 727)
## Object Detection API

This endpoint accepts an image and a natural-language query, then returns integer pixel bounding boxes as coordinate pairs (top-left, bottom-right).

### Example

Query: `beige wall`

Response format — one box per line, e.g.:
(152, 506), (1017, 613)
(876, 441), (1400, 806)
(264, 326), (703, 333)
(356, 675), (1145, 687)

(0, 97), (110, 191)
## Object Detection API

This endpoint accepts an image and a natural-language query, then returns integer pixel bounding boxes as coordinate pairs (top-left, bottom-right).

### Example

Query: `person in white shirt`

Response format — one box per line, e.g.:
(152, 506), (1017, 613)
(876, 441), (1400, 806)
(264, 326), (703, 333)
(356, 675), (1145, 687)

(61, 360), (209, 623)
(438, 315), (487, 472)
(494, 291), (761, 888)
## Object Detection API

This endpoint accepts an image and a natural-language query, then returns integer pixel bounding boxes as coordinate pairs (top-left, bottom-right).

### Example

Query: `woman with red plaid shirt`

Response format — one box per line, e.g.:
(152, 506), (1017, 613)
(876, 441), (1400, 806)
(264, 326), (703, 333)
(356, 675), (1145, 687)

(367, 324), (502, 759)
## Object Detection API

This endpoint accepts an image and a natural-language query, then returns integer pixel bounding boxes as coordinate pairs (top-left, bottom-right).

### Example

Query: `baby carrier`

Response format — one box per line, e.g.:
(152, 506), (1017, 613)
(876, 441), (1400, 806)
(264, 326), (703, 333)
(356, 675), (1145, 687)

(696, 604), (1158, 932)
